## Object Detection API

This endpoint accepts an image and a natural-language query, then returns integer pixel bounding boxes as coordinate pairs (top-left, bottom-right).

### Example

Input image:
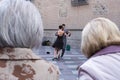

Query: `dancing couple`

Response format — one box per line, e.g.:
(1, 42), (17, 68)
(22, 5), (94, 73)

(52, 24), (71, 61)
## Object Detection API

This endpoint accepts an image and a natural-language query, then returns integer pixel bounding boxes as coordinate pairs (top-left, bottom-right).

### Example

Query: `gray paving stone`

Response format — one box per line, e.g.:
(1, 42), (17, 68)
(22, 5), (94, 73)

(67, 65), (78, 69)
(63, 57), (71, 59)
(72, 70), (78, 74)
(65, 61), (74, 64)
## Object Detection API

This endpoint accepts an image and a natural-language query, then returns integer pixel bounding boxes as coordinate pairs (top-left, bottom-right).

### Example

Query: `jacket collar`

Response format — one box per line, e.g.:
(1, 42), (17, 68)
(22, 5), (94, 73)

(0, 48), (41, 60)
(93, 45), (120, 57)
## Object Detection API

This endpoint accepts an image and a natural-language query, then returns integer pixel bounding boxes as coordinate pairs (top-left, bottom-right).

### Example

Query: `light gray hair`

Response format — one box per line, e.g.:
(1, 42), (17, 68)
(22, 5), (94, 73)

(81, 17), (120, 58)
(0, 0), (43, 48)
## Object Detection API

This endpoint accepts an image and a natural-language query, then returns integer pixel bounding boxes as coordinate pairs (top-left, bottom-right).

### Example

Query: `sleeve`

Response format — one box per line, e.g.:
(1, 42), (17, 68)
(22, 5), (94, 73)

(35, 60), (60, 80)
(48, 63), (60, 80)
(64, 29), (71, 36)
(55, 32), (58, 36)
(79, 71), (93, 80)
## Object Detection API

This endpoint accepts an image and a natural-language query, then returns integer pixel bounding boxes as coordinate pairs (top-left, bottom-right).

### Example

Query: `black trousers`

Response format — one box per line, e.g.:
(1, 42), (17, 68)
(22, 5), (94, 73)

(61, 38), (67, 57)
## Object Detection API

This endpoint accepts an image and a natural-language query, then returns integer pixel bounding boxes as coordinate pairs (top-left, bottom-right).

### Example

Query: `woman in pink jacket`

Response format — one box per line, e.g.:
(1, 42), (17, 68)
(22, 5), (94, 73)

(0, 0), (59, 80)
(79, 17), (120, 80)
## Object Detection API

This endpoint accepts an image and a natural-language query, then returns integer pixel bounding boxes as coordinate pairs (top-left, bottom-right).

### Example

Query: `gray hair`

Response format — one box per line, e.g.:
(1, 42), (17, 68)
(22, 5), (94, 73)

(0, 0), (43, 48)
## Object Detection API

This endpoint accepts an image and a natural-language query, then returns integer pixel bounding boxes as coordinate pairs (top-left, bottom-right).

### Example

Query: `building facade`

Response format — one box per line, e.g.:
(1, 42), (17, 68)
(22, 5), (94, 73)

(32, 0), (120, 49)
(1, 0), (119, 48)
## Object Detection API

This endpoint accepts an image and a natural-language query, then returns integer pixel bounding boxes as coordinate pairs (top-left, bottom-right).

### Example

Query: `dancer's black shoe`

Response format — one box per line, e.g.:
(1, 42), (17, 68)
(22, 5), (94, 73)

(52, 58), (58, 61)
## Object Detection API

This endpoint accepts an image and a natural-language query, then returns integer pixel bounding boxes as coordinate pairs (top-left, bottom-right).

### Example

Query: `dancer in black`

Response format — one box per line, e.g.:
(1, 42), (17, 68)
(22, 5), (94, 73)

(52, 25), (64, 60)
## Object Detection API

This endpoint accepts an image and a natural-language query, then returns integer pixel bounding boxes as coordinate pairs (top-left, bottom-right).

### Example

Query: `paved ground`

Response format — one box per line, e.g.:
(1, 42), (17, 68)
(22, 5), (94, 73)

(34, 46), (87, 80)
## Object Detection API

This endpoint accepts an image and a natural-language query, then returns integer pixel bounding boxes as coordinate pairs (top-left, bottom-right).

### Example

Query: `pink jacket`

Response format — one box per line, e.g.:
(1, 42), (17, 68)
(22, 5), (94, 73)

(79, 46), (120, 80)
(0, 48), (59, 80)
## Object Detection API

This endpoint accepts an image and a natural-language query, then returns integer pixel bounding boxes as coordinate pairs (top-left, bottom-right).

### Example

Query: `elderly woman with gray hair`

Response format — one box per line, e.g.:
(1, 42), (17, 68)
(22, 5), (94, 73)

(0, 0), (59, 80)
(79, 17), (120, 80)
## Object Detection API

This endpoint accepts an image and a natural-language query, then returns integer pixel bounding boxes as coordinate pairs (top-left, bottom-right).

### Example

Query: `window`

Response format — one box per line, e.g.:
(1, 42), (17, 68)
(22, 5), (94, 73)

(26, 0), (32, 1)
(71, 0), (88, 7)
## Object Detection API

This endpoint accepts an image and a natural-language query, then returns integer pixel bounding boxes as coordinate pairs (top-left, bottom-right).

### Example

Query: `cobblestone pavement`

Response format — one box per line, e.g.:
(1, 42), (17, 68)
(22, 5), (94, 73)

(34, 46), (87, 80)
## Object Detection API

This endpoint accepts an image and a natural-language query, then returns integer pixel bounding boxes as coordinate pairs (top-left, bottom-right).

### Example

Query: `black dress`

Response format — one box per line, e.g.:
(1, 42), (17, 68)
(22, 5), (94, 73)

(52, 35), (63, 49)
